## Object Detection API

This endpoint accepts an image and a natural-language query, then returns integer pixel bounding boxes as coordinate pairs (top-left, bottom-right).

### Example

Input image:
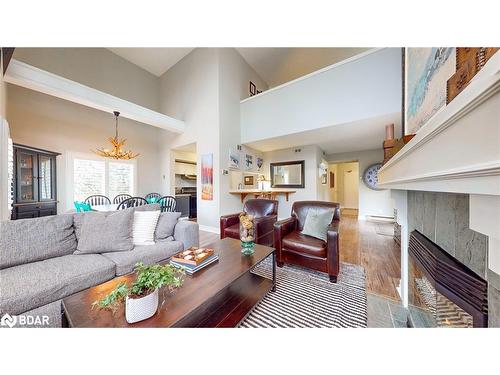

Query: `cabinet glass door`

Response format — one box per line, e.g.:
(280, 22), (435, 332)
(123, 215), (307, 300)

(38, 155), (54, 200)
(17, 151), (37, 202)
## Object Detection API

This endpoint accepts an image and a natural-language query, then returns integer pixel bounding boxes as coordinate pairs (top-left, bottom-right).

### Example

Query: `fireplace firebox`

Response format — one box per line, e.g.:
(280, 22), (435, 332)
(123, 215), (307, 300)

(408, 231), (488, 328)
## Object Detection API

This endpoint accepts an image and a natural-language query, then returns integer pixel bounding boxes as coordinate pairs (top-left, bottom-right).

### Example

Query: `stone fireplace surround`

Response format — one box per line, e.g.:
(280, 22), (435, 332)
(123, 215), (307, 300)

(378, 51), (500, 326)
(407, 193), (489, 327)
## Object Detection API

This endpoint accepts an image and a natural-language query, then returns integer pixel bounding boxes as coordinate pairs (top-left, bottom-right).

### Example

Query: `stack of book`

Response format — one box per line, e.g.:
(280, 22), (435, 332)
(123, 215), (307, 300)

(170, 247), (219, 275)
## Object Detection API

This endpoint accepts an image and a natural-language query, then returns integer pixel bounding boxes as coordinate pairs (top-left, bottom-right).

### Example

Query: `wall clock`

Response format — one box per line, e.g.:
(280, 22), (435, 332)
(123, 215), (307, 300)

(362, 163), (383, 190)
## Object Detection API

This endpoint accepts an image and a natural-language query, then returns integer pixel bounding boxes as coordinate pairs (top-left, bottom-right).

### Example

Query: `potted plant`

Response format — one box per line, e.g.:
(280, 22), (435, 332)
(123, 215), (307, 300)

(92, 262), (184, 323)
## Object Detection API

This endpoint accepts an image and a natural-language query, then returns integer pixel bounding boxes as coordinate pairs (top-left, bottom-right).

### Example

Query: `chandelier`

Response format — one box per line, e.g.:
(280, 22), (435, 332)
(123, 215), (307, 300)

(94, 111), (139, 160)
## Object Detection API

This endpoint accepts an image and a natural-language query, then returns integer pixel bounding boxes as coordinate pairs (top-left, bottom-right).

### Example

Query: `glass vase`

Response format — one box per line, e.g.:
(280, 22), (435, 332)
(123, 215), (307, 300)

(239, 213), (255, 255)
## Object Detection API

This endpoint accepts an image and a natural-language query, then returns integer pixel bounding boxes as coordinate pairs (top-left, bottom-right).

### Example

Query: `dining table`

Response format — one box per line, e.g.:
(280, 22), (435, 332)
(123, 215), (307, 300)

(91, 203), (119, 212)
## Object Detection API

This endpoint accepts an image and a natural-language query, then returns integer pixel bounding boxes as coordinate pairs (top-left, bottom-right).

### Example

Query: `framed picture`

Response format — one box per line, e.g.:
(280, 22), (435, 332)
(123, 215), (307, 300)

(321, 174), (327, 185)
(244, 175), (254, 185)
(249, 81), (256, 96)
(245, 154), (253, 170)
(201, 153), (213, 201)
(228, 148), (240, 170)
(256, 157), (263, 171)
(330, 172), (335, 188)
(405, 47), (456, 134)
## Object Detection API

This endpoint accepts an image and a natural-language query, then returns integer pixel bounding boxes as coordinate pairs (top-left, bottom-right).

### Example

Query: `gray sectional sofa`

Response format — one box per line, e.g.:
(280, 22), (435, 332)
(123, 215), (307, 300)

(0, 204), (199, 328)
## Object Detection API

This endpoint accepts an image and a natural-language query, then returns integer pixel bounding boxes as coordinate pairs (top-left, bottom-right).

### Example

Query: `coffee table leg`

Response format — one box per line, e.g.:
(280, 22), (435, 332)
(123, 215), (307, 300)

(272, 251), (276, 292)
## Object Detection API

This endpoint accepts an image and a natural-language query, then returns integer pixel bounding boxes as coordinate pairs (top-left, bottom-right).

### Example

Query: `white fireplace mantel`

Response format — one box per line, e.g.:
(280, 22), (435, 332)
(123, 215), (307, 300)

(378, 51), (500, 196)
(378, 52), (500, 307)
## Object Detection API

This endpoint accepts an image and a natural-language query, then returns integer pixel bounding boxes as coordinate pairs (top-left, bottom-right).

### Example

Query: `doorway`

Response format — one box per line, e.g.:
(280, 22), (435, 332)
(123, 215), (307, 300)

(171, 143), (197, 220)
(328, 161), (359, 216)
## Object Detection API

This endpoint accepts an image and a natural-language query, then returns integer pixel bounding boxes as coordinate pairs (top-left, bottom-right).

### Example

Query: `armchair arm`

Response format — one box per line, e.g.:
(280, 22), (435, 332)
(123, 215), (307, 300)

(254, 215), (277, 242)
(220, 212), (242, 239)
(326, 220), (340, 277)
(174, 220), (199, 250)
(273, 217), (297, 256)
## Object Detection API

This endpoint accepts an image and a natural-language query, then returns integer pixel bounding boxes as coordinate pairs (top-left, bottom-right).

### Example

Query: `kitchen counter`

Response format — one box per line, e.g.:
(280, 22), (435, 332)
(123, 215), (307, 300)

(229, 189), (296, 202)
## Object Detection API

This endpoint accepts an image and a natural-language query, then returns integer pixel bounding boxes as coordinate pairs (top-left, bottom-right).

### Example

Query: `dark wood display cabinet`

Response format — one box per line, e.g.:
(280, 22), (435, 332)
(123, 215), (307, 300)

(11, 144), (60, 220)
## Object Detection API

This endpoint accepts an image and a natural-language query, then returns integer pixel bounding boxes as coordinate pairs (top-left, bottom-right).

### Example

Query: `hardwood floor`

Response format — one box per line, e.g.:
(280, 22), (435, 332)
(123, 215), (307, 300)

(339, 215), (401, 301)
(198, 214), (401, 301)
(199, 230), (220, 247)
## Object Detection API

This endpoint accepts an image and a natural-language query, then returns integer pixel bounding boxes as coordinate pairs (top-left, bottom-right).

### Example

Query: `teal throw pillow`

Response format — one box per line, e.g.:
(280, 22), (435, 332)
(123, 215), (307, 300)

(74, 201), (92, 212)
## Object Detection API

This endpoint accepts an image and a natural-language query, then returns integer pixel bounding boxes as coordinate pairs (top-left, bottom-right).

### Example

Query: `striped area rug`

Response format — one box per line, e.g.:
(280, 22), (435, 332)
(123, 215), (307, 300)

(240, 259), (367, 328)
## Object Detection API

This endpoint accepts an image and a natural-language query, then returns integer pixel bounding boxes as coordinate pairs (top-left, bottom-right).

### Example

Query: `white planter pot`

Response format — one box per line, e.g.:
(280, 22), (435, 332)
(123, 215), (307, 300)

(125, 289), (159, 324)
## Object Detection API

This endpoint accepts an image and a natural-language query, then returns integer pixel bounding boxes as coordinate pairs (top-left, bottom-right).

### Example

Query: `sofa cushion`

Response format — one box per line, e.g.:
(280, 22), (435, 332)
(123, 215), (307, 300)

(74, 209), (134, 254)
(102, 240), (183, 276)
(0, 254), (116, 315)
(133, 210), (161, 246)
(282, 231), (327, 258)
(155, 212), (181, 240)
(73, 203), (161, 241)
(135, 203), (161, 212)
(0, 214), (77, 270)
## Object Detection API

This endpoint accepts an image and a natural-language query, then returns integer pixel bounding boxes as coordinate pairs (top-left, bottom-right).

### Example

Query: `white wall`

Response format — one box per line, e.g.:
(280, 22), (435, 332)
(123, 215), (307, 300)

(326, 149), (394, 219)
(158, 48), (268, 231)
(218, 48), (268, 217)
(6, 84), (162, 212)
(13, 48), (161, 111)
(159, 48), (220, 230)
(241, 48), (402, 144)
(262, 145), (326, 218)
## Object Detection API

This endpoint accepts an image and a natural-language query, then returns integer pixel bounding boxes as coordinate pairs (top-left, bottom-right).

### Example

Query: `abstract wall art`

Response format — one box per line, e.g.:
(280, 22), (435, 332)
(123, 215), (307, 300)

(201, 153), (213, 200)
(406, 48), (456, 134)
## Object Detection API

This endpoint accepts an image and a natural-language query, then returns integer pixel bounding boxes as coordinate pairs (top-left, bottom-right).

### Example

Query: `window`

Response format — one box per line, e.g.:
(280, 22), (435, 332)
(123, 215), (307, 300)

(72, 157), (135, 202)
(109, 162), (134, 198)
(73, 159), (105, 201)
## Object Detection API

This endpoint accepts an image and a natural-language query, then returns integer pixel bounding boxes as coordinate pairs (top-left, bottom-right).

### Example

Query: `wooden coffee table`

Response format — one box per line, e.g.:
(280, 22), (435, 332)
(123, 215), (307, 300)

(62, 238), (276, 327)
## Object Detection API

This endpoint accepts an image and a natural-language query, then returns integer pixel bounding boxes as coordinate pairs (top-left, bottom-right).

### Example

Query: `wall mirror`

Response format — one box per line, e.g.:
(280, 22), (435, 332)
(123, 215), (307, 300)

(270, 160), (305, 188)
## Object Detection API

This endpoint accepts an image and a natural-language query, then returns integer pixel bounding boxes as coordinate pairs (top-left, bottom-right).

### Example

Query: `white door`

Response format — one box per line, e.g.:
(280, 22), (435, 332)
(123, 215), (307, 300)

(343, 166), (359, 209)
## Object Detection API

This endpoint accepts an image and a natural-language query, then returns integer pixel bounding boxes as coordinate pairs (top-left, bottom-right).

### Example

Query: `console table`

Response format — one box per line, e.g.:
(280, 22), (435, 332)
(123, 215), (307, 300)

(229, 189), (296, 203)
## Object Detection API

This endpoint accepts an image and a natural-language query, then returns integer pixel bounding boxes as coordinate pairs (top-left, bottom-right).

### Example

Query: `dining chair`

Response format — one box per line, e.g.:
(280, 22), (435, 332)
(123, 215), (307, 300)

(145, 192), (161, 202)
(159, 196), (177, 212)
(113, 194), (132, 204)
(116, 197), (148, 210)
(85, 195), (111, 206)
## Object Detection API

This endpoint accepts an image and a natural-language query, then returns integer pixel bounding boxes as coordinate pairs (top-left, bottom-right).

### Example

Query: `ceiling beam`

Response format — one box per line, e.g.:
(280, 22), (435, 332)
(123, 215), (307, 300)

(4, 59), (185, 133)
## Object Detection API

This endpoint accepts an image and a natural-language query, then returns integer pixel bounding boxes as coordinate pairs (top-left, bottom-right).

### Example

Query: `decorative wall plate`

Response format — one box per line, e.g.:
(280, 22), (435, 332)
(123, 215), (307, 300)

(362, 163), (383, 190)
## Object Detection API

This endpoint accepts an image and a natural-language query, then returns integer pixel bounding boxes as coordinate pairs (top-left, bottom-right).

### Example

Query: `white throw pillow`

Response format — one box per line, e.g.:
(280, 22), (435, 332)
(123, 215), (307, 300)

(133, 210), (161, 246)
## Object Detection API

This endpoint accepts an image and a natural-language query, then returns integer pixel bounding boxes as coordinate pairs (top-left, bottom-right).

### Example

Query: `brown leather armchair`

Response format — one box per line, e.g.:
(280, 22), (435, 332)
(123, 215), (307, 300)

(220, 199), (278, 246)
(274, 201), (340, 282)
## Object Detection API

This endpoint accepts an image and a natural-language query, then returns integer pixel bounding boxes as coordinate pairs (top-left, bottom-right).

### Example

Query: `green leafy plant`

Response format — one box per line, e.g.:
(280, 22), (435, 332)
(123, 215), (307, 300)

(92, 262), (184, 311)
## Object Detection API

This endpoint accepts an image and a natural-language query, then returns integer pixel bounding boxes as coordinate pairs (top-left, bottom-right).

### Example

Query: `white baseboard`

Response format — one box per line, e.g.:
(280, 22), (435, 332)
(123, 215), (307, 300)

(199, 224), (220, 234)
(365, 215), (395, 223)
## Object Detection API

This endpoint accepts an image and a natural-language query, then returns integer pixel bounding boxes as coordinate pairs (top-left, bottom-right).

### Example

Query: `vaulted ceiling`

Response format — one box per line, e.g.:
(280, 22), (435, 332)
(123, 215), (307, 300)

(108, 47), (372, 87)
(108, 48), (194, 76)
(236, 47), (372, 87)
